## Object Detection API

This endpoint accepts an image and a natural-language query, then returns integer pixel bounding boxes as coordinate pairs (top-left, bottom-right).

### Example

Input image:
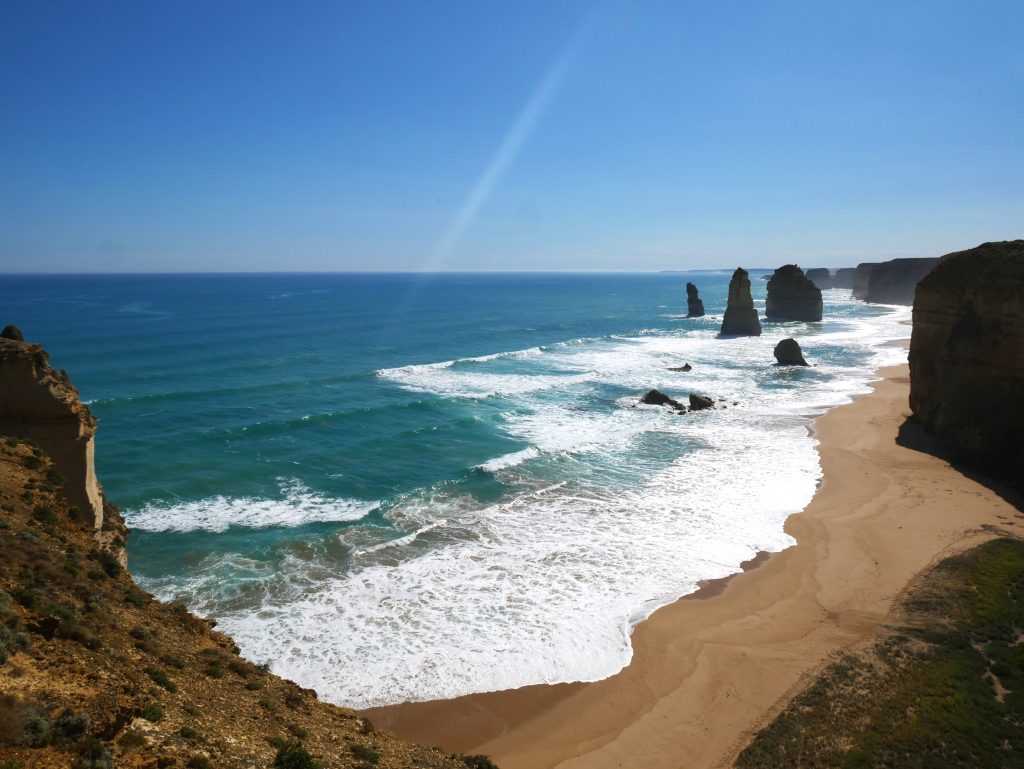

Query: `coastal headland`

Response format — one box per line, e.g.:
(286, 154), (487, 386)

(366, 359), (1024, 769)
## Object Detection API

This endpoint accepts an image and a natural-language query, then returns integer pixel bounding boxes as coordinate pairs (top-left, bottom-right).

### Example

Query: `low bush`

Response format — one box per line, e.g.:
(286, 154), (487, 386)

(351, 744), (380, 765)
(273, 740), (319, 769)
(139, 702), (163, 723)
(144, 667), (177, 693)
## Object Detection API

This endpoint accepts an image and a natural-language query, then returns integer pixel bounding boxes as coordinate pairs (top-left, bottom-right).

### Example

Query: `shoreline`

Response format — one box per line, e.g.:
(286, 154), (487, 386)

(364, 361), (1024, 768)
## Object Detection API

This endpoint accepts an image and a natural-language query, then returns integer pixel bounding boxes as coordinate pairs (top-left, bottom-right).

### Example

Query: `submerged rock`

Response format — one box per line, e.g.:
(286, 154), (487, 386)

(774, 338), (809, 366)
(720, 268), (762, 336)
(686, 282), (706, 317)
(668, 363), (693, 372)
(766, 265), (823, 322)
(688, 394), (714, 411)
(909, 240), (1024, 481)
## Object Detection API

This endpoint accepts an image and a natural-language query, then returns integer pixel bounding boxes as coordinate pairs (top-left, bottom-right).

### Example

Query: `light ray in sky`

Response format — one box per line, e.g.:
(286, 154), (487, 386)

(427, 31), (586, 267)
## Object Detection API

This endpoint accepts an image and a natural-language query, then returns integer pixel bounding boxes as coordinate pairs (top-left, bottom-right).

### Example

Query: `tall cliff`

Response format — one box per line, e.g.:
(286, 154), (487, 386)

(0, 337), (485, 769)
(864, 257), (940, 305)
(851, 262), (878, 299)
(765, 265), (822, 322)
(832, 267), (856, 289)
(720, 268), (762, 336)
(0, 331), (108, 535)
(909, 240), (1024, 481)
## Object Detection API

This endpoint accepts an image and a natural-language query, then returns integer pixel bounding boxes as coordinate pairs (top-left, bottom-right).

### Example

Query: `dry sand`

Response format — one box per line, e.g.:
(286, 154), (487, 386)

(366, 363), (1024, 769)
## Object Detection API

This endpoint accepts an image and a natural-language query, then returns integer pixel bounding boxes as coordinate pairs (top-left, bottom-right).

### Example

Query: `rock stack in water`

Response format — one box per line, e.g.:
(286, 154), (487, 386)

(832, 267), (857, 289)
(720, 268), (762, 336)
(909, 240), (1024, 481)
(805, 268), (833, 290)
(766, 265), (823, 322)
(686, 282), (705, 317)
(774, 338), (809, 366)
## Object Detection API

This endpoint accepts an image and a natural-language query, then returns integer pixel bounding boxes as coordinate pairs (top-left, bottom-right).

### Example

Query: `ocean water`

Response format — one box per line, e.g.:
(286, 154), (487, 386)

(0, 272), (910, 708)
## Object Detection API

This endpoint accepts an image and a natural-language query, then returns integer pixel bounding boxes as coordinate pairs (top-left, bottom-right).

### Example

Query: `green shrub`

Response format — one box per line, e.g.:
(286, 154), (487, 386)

(246, 680), (264, 690)
(351, 744), (380, 764)
(73, 737), (114, 769)
(186, 758), (212, 769)
(21, 704), (51, 747)
(55, 708), (90, 741)
(179, 725), (200, 740)
(45, 468), (64, 487)
(273, 740), (319, 769)
(144, 667), (177, 693)
(462, 756), (500, 769)
(286, 723), (309, 740)
(139, 702), (163, 723)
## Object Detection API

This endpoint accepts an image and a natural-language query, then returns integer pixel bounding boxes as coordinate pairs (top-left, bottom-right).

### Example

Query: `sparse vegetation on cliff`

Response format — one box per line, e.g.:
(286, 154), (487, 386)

(736, 537), (1024, 768)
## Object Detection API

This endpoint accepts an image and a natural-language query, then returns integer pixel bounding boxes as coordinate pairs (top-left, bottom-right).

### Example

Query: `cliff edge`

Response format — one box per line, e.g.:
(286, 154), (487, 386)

(0, 337), (490, 769)
(909, 240), (1024, 481)
(864, 257), (940, 305)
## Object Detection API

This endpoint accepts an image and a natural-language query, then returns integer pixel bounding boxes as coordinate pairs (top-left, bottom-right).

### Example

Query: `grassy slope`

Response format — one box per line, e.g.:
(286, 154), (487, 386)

(736, 537), (1024, 769)
(0, 437), (497, 769)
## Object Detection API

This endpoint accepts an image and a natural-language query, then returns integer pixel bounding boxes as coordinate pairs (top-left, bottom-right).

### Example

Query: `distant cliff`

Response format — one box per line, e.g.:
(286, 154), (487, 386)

(864, 257), (940, 305)
(851, 262), (878, 300)
(909, 240), (1024, 481)
(804, 268), (832, 290)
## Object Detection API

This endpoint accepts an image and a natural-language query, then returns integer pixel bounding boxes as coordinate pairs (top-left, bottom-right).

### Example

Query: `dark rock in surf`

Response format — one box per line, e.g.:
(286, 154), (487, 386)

(720, 268), (762, 336)
(686, 282), (706, 318)
(774, 338), (809, 366)
(668, 363), (692, 372)
(640, 389), (685, 411)
(688, 394), (715, 411)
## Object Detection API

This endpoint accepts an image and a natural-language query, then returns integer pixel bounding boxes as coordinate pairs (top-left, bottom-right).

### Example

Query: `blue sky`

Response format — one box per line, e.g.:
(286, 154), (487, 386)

(1, 1), (1022, 272)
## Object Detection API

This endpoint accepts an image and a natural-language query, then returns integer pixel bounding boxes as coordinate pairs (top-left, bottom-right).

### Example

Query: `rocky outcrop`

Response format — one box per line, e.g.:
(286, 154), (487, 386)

(0, 332), (107, 535)
(832, 267), (856, 289)
(909, 240), (1024, 481)
(865, 257), (941, 305)
(1, 325), (24, 341)
(773, 338), (809, 366)
(720, 268), (762, 336)
(686, 282), (705, 317)
(0, 339), (477, 769)
(805, 269), (833, 290)
(668, 363), (692, 372)
(639, 389), (686, 412)
(765, 265), (823, 322)
(688, 394), (714, 411)
(851, 262), (878, 299)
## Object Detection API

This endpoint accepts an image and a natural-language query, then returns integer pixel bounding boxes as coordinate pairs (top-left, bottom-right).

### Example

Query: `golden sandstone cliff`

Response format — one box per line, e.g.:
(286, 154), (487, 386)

(0, 329), (491, 769)
(909, 240), (1024, 482)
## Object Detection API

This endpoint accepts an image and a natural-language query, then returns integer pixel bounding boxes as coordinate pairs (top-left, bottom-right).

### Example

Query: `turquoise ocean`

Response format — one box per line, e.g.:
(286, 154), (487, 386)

(1, 272), (910, 707)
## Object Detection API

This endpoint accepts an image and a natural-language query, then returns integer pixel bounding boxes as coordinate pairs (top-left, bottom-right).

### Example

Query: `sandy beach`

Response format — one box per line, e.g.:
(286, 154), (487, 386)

(366, 361), (1024, 769)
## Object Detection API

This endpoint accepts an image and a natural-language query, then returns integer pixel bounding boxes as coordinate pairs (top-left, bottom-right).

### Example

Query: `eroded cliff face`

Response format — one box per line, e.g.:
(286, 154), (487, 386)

(832, 267), (856, 289)
(804, 268), (832, 290)
(865, 257), (940, 305)
(0, 332), (107, 534)
(851, 262), (878, 299)
(720, 268), (761, 336)
(765, 265), (822, 322)
(909, 240), (1024, 481)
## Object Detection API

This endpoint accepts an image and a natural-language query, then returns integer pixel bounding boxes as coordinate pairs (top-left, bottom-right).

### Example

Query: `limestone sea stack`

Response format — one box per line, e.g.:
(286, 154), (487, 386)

(832, 267), (857, 289)
(0, 329), (121, 549)
(851, 262), (879, 299)
(720, 268), (762, 336)
(909, 240), (1024, 481)
(686, 282), (705, 317)
(804, 268), (833, 290)
(864, 257), (941, 305)
(765, 264), (823, 322)
(773, 338), (809, 366)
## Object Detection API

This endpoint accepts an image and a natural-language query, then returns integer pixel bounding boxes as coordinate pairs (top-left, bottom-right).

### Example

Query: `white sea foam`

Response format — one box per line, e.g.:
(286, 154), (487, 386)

(127, 478), (378, 532)
(142, 301), (913, 708)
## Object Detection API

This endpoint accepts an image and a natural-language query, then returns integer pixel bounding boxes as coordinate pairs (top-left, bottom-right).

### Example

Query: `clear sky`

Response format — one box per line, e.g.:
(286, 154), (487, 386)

(1, 1), (1022, 273)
